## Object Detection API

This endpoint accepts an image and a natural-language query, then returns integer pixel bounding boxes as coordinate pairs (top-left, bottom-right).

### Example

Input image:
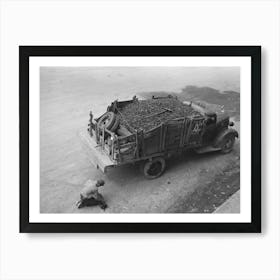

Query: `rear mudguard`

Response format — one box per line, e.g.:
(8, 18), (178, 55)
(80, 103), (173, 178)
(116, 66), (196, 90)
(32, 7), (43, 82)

(213, 128), (239, 148)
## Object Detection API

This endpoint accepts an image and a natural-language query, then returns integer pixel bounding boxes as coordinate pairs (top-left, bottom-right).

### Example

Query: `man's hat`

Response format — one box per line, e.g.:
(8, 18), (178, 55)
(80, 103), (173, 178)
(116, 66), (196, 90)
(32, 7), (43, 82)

(96, 179), (105, 187)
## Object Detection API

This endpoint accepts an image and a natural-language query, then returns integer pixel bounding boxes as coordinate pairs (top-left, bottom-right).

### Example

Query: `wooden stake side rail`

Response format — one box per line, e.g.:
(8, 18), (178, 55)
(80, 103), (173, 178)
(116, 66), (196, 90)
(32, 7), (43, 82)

(112, 115), (205, 163)
(91, 102), (206, 168)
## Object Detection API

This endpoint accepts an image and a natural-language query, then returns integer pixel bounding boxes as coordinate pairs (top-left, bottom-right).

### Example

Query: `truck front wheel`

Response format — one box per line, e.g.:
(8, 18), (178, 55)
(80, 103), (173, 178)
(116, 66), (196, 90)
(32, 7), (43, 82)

(220, 134), (235, 154)
(143, 157), (166, 179)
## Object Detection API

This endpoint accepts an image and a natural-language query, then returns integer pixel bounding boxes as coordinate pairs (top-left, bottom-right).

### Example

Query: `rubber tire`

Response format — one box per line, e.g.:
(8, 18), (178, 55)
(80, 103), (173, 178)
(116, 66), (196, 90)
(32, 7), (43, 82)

(97, 112), (116, 130)
(220, 134), (235, 154)
(109, 116), (120, 132)
(143, 157), (166, 179)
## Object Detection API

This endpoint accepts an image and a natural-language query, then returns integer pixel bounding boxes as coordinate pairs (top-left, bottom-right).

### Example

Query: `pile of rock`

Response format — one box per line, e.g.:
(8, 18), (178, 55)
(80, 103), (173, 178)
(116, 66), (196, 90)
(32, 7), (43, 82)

(117, 97), (201, 132)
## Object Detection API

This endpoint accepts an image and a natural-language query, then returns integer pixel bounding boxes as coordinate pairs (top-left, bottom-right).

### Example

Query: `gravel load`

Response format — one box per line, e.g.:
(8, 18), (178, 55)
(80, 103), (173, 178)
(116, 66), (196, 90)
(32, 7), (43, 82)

(117, 97), (202, 132)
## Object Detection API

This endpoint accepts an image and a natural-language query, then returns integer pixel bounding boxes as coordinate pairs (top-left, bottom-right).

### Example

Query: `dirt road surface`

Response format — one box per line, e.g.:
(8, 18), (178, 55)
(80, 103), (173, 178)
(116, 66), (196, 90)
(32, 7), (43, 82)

(40, 68), (240, 213)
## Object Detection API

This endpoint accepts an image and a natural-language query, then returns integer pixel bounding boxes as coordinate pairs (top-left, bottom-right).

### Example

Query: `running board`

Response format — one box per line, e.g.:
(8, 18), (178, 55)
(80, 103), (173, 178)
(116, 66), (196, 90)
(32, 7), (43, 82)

(195, 146), (221, 154)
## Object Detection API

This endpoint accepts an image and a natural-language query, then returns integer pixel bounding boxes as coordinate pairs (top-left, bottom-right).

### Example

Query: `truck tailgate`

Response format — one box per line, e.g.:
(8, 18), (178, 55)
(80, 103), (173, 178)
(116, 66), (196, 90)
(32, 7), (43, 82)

(79, 130), (116, 173)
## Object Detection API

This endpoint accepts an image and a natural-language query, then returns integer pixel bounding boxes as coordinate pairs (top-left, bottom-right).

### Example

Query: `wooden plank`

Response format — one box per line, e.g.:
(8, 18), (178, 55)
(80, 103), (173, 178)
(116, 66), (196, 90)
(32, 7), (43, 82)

(185, 118), (193, 145)
(182, 118), (189, 147)
(140, 130), (145, 157)
(142, 126), (161, 156)
(159, 123), (163, 152)
(135, 130), (139, 158)
(179, 119), (185, 147)
(117, 137), (122, 162)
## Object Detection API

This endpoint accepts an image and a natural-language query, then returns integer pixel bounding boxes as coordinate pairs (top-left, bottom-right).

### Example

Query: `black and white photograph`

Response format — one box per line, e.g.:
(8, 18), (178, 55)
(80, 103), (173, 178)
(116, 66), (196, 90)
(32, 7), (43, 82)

(40, 66), (241, 214)
(20, 46), (260, 232)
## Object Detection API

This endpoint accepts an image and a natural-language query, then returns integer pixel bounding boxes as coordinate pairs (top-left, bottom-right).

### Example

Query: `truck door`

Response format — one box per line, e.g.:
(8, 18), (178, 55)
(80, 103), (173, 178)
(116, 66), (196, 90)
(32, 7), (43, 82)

(164, 119), (185, 151)
(184, 117), (205, 146)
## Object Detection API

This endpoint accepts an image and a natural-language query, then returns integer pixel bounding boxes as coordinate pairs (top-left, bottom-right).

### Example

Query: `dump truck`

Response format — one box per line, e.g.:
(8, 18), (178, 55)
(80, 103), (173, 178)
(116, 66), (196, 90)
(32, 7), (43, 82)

(80, 95), (238, 179)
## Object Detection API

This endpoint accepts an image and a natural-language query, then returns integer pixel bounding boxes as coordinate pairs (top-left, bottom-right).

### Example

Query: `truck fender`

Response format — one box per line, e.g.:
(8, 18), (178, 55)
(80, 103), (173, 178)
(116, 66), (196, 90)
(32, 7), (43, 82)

(213, 128), (238, 148)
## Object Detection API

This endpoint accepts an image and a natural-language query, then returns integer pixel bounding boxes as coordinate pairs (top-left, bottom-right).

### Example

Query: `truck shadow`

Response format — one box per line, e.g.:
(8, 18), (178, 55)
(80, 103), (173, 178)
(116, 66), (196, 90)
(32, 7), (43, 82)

(104, 149), (236, 185)
(167, 149), (220, 171)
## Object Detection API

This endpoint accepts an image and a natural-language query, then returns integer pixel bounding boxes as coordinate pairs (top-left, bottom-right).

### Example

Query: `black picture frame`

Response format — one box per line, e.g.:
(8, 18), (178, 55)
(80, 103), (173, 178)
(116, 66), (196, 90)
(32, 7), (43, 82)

(20, 46), (261, 233)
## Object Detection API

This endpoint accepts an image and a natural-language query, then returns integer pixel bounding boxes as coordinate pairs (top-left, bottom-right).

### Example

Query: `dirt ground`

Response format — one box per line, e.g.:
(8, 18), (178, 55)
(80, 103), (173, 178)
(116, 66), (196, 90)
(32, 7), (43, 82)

(40, 67), (240, 213)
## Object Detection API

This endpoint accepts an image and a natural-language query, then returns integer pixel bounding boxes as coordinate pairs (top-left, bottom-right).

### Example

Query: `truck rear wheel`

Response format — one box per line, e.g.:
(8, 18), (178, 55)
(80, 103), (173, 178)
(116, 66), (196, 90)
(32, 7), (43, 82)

(143, 157), (166, 179)
(220, 134), (235, 154)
